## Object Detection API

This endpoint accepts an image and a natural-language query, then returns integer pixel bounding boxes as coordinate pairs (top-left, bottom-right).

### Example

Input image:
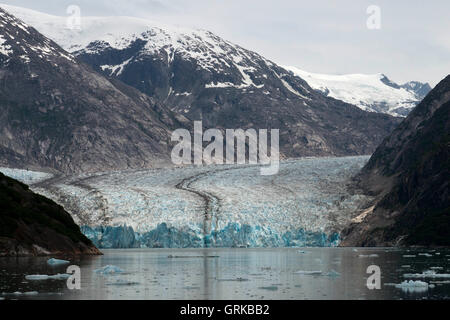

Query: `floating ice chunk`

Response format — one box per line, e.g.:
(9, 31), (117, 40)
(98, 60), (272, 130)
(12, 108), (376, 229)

(94, 265), (124, 275)
(403, 270), (450, 279)
(358, 254), (379, 258)
(352, 248), (358, 252)
(393, 280), (434, 293)
(47, 258), (70, 265)
(401, 265), (411, 268)
(430, 267), (444, 270)
(403, 255), (416, 258)
(106, 279), (139, 286)
(326, 270), (341, 278)
(4, 291), (39, 296)
(216, 277), (249, 282)
(258, 286), (278, 291)
(294, 270), (322, 275)
(0, 297), (4, 300)
(418, 253), (433, 257)
(25, 274), (70, 280)
(430, 280), (450, 284)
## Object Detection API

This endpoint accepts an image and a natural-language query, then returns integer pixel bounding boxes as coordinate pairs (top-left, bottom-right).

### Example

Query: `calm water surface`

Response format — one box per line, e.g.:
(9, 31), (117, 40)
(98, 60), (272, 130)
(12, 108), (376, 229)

(1, 248), (450, 300)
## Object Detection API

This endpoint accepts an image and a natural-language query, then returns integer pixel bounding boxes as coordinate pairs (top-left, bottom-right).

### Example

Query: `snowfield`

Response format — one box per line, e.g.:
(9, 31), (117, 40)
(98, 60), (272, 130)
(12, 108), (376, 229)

(0, 167), (53, 184)
(17, 156), (372, 248)
(285, 66), (426, 117)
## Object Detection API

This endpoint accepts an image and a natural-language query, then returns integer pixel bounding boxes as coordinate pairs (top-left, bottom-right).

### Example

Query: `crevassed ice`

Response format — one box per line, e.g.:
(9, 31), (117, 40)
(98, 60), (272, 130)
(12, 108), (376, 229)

(0, 167), (53, 184)
(31, 156), (370, 249)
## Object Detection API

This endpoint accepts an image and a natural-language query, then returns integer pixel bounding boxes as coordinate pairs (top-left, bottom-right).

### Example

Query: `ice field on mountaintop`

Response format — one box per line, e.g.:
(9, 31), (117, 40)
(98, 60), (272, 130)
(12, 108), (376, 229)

(3, 156), (371, 248)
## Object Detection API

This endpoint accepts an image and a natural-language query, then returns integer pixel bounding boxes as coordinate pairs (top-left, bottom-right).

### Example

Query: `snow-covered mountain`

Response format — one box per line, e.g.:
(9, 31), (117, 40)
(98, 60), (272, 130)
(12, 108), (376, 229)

(1, 4), (401, 160)
(0, 6), (184, 173)
(285, 67), (431, 117)
(3, 4), (430, 119)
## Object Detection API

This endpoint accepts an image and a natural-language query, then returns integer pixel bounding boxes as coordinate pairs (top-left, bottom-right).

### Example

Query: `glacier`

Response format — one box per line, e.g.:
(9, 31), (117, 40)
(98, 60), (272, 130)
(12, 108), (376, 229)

(285, 66), (429, 117)
(21, 156), (371, 249)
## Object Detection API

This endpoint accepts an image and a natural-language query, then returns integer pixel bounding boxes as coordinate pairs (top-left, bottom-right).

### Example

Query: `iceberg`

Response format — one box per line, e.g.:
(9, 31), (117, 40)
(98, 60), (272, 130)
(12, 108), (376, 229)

(47, 258), (70, 265)
(106, 279), (139, 286)
(326, 270), (341, 278)
(294, 270), (323, 275)
(94, 265), (124, 275)
(403, 270), (450, 279)
(25, 274), (70, 281)
(418, 253), (433, 257)
(3, 291), (39, 296)
(389, 280), (435, 293)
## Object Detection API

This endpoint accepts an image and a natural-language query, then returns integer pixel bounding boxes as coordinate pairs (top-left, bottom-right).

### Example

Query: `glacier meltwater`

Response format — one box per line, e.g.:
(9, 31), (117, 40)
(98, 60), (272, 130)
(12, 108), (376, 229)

(1, 156), (371, 248)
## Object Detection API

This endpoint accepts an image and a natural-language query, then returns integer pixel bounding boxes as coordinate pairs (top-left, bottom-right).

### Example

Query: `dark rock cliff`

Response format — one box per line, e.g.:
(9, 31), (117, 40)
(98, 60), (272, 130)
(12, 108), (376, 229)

(342, 75), (450, 246)
(0, 172), (101, 256)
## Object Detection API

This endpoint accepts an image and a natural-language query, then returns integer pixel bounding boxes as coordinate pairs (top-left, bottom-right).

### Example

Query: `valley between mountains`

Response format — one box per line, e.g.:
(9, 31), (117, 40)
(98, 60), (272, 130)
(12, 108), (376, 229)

(0, 5), (448, 252)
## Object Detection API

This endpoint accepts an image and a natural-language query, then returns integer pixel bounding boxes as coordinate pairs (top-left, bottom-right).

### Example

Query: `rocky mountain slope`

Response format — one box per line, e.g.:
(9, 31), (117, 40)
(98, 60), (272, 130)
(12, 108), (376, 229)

(0, 172), (101, 256)
(342, 75), (450, 246)
(0, 7), (187, 174)
(2, 5), (401, 160)
(285, 67), (431, 117)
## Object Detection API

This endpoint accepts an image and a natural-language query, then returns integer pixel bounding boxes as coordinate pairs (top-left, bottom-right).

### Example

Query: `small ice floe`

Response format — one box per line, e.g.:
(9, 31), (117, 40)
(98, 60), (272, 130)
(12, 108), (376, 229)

(401, 265), (411, 268)
(403, 255), (416, 258)
(258, 286), (278, 291)
(358, 254), (379, 258)
(216, 277), (249, 282)
(106, 279), (139, 286)
(94, 265), (124, 275)
(47, 258), (70, 266)
(25, 274), (70, 281)
(430, 267), (444, 270)
(294, 270), (322, 275)
(418, 253), (433, 257)
(325, 270), (341, 278)
(403, 270), (450, 279)
(0, 297), (4, 300)
(386, 280), (435, 293)
(3, 291), (39, 296)
(430, 280), (450, 284)
(352, 248), (358, 252)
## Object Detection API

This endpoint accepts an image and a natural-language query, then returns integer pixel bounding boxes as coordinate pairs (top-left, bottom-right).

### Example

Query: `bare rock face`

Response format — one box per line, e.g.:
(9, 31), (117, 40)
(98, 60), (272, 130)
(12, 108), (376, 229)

(74, 26), (401, 159)
(0, 172), (101, 256)
(0, 8), (186, 174)
(341, 75), (450, 247)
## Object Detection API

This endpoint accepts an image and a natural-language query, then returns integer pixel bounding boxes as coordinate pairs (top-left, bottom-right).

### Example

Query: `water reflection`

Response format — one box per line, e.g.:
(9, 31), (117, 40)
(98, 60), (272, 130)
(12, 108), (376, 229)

(0, 248), (449, 300)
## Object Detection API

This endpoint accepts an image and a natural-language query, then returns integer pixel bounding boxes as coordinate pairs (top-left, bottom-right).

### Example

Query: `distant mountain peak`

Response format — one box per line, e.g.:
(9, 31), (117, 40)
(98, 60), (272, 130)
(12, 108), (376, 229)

(285, 67), (432, 117)
(1, 5), (401, 165)
(0, 7), (75, 65)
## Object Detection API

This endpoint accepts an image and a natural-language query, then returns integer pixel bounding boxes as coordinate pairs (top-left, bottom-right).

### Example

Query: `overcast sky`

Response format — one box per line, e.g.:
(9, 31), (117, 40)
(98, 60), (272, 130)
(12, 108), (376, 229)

(2, 0), (449, 86)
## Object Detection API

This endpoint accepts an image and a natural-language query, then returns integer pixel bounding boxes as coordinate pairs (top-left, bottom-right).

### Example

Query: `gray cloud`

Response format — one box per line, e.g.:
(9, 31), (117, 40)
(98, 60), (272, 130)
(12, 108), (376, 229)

(1, 0), (449, 85)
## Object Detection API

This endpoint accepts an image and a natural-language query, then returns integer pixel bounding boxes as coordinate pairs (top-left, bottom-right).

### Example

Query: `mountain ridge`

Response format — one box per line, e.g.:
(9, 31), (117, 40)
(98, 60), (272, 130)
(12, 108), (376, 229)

(0, 6), (187, 174)
(285, 66), (431, 117)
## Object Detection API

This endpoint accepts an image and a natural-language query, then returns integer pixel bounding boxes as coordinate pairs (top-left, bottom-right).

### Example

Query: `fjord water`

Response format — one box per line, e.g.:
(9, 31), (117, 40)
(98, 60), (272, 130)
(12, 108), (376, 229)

(1, 248), (449, 300)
